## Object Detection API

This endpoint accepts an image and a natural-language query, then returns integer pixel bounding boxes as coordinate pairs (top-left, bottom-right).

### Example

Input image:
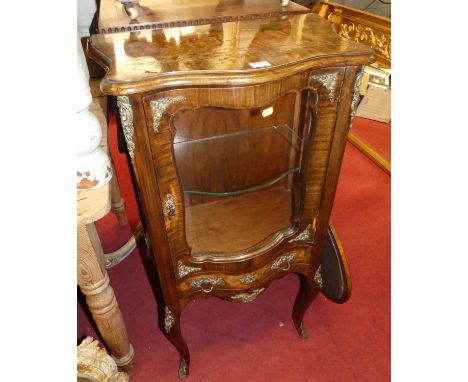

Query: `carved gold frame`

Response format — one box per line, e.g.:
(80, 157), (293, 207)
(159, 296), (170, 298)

(318, 1), (390, 67)
(77, 337), (129, 382)
(318, 1), (391, 174)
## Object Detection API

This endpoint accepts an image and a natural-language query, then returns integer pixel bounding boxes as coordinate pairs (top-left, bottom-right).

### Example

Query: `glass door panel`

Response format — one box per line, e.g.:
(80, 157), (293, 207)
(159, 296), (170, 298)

(171, 93), (302, 258)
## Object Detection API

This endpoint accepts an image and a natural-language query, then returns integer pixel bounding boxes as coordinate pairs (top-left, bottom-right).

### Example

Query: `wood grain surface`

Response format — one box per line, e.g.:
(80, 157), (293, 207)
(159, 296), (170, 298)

(77, 224), (134, 372)
(89, 10), (375, 377)
(88, 13), (375, 94)
(186, 187), (292, 254)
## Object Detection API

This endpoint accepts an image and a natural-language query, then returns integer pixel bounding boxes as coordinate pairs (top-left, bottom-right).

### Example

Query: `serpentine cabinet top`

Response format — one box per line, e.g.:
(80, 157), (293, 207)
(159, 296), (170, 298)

(89, 12), (376, 95)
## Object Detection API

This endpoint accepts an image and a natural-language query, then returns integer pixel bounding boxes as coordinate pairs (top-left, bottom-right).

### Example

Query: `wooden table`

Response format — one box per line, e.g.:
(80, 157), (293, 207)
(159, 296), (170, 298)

(97, 0), (310, 34)
(77, 99), (134, 372)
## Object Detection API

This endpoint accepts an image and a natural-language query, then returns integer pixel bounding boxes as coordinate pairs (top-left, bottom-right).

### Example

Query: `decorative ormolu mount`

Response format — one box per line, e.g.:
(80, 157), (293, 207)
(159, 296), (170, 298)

(239, 273), (257, 284)
(314, 265), (323, 289)
(271, 253), (296, 270)
(177, 261), (201, 278)
(164, 194), (176, 220)
(288, 224), (313, 243)
(309, 72), (338, 101)
(164, 306), (175, 333)
(116, 96), (135, 164)
(349, 69), (364, 126)
(231, 288), (265, 303)
(145, 231), (152, 248)
(179, 358), (188, 379)
(150, 96), (186, 132)
(298, 322), (307, 339)
(190, 277), (225, 292)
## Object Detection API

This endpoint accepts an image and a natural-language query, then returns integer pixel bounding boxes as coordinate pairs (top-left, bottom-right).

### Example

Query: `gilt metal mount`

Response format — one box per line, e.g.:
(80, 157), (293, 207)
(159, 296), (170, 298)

(239, 273), (257, 284)
(164, 306), (175, 333)
(190, 277), (225, 293)
(179, 358), (188, 379)
(309, 72), (339, 101)
(116, 96), (135, 164)
(350, 68), (364, 126)
(164, 194), (176, 220)
(150, 96), (186, 133)
(271, 253), (296, 270)
(314, 265), (323, 289)
(288, 224), (312, 243)
(231, 288), (265, 303)
(177, 261), (201, 278)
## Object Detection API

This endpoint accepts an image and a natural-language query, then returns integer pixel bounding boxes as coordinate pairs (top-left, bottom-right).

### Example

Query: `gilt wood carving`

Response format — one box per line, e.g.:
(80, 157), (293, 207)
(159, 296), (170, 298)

(77, 337), (129, 382)
(318, 0), (390, 66)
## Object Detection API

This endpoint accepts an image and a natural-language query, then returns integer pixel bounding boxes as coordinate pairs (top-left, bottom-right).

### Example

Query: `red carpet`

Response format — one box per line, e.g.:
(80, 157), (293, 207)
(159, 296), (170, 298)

(351, 116), (391, 162)
(78, 112), (390, 381)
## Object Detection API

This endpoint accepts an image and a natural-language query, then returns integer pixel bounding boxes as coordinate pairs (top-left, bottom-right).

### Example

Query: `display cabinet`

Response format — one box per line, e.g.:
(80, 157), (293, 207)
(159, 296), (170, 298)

(89, 10), (375, 378)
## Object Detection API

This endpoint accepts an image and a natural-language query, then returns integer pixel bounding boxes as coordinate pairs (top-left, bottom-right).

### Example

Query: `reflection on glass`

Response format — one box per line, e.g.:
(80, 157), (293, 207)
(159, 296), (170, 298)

(178, 125), (301, 197)
(172, 94), (303, 257)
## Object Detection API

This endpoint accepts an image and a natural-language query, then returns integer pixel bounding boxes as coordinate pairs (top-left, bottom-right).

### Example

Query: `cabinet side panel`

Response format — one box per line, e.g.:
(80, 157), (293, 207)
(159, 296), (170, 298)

(309, 66), (363, 267)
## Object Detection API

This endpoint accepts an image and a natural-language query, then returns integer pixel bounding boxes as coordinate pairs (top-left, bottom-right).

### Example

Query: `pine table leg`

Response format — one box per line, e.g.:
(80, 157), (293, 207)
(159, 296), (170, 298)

(77, 223), (134, 373)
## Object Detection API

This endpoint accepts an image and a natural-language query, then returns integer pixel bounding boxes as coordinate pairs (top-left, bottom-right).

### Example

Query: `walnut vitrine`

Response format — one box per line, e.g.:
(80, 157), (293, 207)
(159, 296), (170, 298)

(89, 10), (375, 379)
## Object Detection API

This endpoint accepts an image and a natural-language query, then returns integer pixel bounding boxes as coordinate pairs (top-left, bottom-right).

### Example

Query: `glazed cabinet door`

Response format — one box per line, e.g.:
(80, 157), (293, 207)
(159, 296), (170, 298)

(141, 68), (350, 270)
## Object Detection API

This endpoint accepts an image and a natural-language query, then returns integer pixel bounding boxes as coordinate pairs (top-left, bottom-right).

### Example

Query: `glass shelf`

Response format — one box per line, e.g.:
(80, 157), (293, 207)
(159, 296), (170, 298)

(183, 167), (300, 197)
(173, 124), (302, 196)
(175, 124), (302, 148)
(171, 96), (301, 256)
(174, 125), (302, 196)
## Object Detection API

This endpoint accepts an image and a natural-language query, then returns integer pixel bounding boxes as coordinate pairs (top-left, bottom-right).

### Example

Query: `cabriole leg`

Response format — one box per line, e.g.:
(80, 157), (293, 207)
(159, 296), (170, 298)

(292, 272), (321, 339)
(136, 240), (191, 379)
(160, 304), (190, 379)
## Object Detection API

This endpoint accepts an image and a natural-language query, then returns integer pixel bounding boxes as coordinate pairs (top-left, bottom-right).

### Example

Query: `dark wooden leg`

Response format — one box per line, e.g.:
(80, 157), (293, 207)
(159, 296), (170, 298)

(292, 272), (320, 339)
(160, 305), (191, 379)
(110, 158), (128, 226)
(136, 238), (190, 379)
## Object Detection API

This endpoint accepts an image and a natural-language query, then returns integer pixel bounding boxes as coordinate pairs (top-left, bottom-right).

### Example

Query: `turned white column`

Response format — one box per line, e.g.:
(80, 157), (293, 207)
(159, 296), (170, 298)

(76, 25), (134, 371)
(77, 33), (112, 191)
(77, 0), (97, 38)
